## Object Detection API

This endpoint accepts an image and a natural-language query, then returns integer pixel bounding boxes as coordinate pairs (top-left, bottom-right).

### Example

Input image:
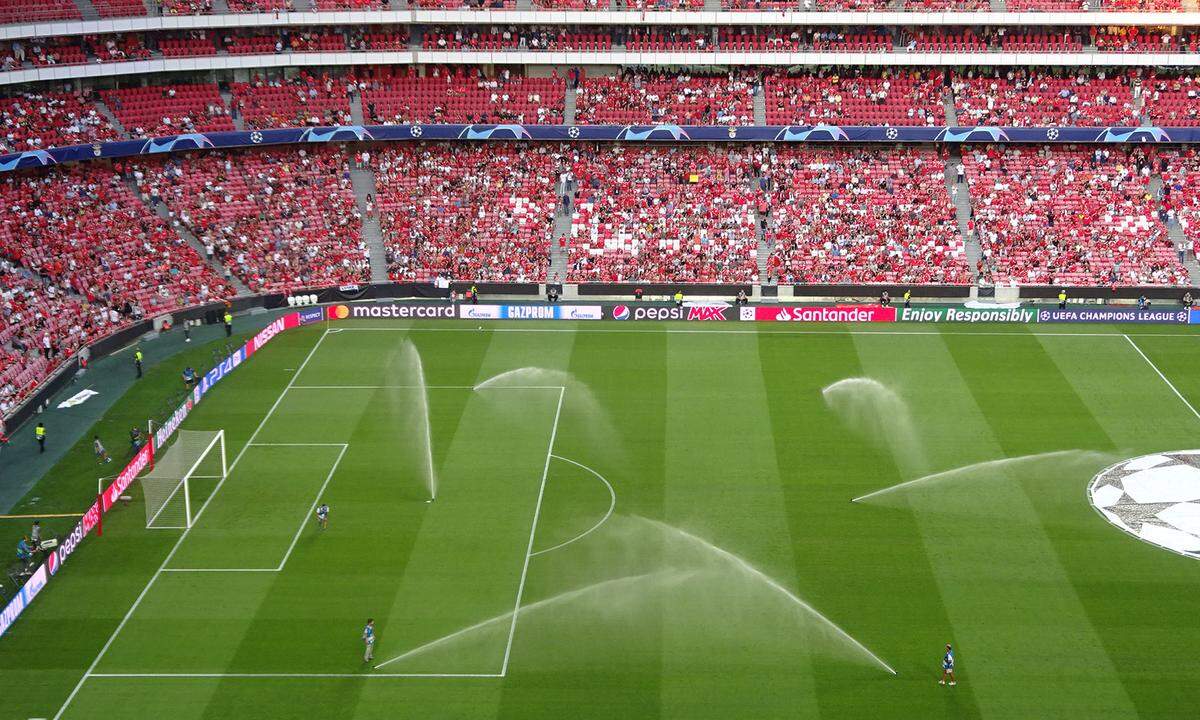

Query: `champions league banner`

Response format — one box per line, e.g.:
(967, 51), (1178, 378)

(0, 123), (1188, 174)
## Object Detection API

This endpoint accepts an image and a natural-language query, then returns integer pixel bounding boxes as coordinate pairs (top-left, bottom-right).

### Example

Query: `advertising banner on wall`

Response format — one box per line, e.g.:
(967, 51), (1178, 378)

(328, 303), (457, 320)
(607, 304), (734, 321)
(899, 307), (1037, 323)
(1037, 308), (1188, 324)
(458, 305), (604, 320)
(740, 306), (897, 323)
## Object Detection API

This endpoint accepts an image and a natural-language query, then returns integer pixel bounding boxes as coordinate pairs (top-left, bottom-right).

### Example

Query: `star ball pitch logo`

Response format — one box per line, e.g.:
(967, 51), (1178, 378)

(1089, 450), (1200, 559)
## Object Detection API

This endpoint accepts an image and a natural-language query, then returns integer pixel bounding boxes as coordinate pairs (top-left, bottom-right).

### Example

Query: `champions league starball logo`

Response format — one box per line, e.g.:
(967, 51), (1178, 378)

(1089, 451), (1200, 559)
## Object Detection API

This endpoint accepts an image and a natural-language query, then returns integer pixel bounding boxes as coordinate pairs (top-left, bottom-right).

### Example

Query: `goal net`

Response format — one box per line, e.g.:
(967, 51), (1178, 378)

(142, 429), (226, 529)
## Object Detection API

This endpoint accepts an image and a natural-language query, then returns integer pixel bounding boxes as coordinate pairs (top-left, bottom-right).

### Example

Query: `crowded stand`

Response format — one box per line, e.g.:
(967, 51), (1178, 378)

(102, 84), (234, 137)
(1146, 74), (1200, 126)
(0, 165), (231, 313)
(763, 147), (969, 285)
(0, 265), (118, 412)
(0, 91), (118, 153)
(965, 145), (1187, 286)
(765, 70), (945, 126)
(575, 71), (757, 126)
(231, 73), (353, 129)
(568, 146), (760, 283)
(132, 148), (368, 292)
(374, 144), (559, 282)
(1160, 151), (1200, 263)
(952, 70), (1140, 127)
(362, 68), (564, 124)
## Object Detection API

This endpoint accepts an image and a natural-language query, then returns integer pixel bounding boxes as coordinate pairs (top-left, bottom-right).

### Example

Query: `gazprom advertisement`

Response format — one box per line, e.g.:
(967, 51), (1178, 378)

(459, 305), (603, 320)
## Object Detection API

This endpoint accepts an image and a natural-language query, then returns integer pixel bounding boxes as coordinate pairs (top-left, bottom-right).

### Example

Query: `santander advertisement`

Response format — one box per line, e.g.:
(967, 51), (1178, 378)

(740, 306), (897, 323)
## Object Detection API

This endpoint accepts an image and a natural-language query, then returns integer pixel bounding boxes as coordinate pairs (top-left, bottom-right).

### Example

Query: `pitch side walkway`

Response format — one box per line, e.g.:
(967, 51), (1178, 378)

(0, 310), (288, 514)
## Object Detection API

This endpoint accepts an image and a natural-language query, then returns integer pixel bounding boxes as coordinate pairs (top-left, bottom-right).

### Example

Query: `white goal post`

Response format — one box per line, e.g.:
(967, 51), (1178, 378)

(142, 429), (227, 529)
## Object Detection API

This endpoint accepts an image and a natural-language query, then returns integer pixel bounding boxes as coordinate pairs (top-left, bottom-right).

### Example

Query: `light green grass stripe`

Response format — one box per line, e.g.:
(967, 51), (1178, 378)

(852, 332), (1138, 720)
(661, 331), (822, 720)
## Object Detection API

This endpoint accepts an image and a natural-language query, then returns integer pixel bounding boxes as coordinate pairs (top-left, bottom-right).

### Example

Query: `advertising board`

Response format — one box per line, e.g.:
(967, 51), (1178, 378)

(899, 307), (1037, 323)
(607, 304), (733, 321)
(740, 306), (897, 322)
(1037, 308), (1188, 324)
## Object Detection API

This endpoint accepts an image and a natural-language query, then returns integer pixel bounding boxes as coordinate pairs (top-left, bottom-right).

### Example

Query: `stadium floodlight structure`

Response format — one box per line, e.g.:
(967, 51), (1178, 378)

(142, 429), (226, 529)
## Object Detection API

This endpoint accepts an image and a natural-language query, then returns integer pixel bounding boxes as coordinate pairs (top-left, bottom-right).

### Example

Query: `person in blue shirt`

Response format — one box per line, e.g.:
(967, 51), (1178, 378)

(940, 643), (957, 686)
(182, 366), (197, 388)
(16, 537), (33, 564)
(363, 619), (376, 663)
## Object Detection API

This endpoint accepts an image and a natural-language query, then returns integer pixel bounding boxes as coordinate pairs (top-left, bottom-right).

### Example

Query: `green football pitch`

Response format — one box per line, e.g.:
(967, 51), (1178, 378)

(7, 319), (1200, 720)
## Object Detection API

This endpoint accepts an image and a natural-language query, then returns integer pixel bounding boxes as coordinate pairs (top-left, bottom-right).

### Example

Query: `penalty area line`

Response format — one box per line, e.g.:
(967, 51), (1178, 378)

(499, 386), (564, 677)
(51, 328), (333, 720)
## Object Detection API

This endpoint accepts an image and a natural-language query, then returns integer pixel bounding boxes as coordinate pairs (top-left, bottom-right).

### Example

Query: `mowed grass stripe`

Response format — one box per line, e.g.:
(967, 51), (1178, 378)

(852, 331), (1138, 720)
(659, 330), (822, 720)
(757, 331), (983, 720)
(496, 326), (670, 719)
(944, 333), (1152, 718)
(1036, 335), (1200, 717)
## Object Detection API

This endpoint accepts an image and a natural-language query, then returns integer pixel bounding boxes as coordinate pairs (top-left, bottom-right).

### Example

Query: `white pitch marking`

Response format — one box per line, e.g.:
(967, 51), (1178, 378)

(247, 442), (348, 446)
(1124, 334), (1200, 423)
(499, 386), (564, 677)
(289, 385), (561, 390)
(529, 455), (616, 557)
(52, 329), (332, 720)
(88, 672), (501, 679)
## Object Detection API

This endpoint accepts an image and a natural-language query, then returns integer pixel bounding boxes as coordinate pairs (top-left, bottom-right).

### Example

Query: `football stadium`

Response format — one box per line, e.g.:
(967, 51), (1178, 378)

(4, 2), (1200, 719)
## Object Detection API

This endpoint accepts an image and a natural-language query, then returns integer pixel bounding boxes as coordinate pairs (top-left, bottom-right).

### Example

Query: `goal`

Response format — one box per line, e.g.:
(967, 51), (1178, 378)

(142, 429), (227, 529)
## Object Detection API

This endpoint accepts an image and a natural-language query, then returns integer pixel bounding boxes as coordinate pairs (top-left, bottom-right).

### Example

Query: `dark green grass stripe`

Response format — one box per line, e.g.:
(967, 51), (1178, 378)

(757, 329), (985, 720)
(944, 332), (1163, 717)
(497, 326), (669, 720)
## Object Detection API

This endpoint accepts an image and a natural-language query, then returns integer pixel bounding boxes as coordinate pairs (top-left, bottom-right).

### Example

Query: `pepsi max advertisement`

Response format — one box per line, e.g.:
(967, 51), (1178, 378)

(607, 304), (735, 321)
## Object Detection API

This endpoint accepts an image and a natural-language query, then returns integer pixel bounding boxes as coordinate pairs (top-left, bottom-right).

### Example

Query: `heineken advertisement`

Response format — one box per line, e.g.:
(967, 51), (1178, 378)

(899, 306), (1038, 323)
